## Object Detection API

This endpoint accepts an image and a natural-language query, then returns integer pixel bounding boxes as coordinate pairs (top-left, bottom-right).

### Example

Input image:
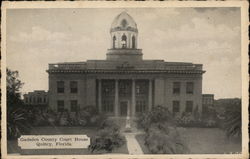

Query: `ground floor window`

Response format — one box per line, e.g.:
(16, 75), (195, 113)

(57, 100), (64, 112)
(70, 100), (78, 112)
(173, 101), (180, 113)
(102, 100), (114, 113)
(186, 101), (193, 112)
(136, 100), (146, 113)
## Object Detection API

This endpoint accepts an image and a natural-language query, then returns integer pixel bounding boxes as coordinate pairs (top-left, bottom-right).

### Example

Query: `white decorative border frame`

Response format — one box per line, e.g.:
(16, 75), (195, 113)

(1, 1), (249, 159)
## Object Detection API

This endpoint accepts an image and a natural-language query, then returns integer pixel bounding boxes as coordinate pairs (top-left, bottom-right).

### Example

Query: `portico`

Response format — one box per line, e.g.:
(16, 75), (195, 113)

(97, 78), (153, 117)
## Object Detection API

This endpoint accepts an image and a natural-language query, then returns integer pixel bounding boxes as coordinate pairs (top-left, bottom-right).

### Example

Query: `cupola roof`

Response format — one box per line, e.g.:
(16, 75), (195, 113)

(110, 11), (138, 33)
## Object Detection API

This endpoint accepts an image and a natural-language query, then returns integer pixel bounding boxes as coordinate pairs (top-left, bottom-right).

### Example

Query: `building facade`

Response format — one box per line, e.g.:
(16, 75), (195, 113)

(23, 90), (48, 107)
(202, 94), (215, 117)
(47, 12), (205, 117)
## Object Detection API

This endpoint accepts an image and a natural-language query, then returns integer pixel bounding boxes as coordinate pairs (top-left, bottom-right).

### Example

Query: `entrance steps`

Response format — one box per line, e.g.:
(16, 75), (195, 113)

(109, 117), (139, 133)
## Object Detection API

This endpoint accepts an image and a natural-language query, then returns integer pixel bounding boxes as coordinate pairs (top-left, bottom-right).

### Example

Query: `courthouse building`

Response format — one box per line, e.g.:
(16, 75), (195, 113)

(47, 12), (205, 117)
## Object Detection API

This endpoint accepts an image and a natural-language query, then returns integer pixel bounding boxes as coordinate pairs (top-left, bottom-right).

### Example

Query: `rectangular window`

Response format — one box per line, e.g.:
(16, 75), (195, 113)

(70, 100), (78, 112)
(119, 81), (131, 97)
(102, 81), (115, 96)
(136, 100), (146, 113)
(38, 97), (42, 103)
(43, 97), (46, 103)
(173, 82), (181, 94)
(186, 101), (193, 112)
(136, 81), (148, 96)
(70, 81), (78, 93)
(102, 100), (114, 113)
(186, 82), (194, 94)
(57, 100), (64, 112)
(173, 101), (180, 113)
(57, 81), (64, 93)
(25, 97), (28, 103)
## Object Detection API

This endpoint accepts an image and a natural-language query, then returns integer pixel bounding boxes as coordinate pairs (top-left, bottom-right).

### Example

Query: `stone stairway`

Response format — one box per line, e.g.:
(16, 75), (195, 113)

(109, 117), (138, 132)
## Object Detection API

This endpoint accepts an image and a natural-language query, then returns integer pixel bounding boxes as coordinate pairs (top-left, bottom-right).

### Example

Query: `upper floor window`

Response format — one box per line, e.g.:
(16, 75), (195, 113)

(102, 81), (115, 96)
(186, 82), (194, 94)
(185, 101), (193, 112)
(70, 100), (78, 112)
(173, 101), (180, 113)
(119, 81), (131, 97)
(136, 81), (148, 96)
(70, 81), (78, 93)
(57, 100), (64, 112)
(173, 82), (181, 94)
(57, 81), (64, 93)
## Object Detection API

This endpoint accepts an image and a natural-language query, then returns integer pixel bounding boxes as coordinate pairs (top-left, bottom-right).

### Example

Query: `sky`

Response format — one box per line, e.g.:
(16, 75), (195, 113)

(6, 7), (241, 99)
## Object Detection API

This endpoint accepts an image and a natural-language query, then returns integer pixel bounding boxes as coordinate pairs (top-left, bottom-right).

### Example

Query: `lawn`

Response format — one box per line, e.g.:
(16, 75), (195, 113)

(135, 127), (241, 154)
(7, 126), (129, 155)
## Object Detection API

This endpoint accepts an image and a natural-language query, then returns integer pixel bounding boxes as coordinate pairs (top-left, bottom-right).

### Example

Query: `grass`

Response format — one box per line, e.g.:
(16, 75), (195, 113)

(135, 127), (241, 154)
(7, 126), (128, 155)
(178, 127), (241, 154)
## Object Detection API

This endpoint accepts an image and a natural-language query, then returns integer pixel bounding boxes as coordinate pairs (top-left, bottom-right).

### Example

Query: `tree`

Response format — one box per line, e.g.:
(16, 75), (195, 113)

(7, 68), (24, 109)
(6, 68), (30, 139)
(223, 99), (241, 138)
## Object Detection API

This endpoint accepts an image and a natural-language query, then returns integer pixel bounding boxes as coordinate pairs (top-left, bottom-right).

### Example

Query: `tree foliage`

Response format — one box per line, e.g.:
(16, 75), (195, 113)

(7, 68), (24, 109)
(6, 68), (30, 139)
(223, 99), (241, 138)
(137, 105), (189, 154)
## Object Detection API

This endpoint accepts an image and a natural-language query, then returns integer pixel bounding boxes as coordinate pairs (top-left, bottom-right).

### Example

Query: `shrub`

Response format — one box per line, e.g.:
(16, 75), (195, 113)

(175, 111), (218, 128)
(137, 105), (189, 154)
(145, 123), (189, 154)
(29, 106), (107, 127)
(136, 105), (175, 130)
(89, 119), (125, 153)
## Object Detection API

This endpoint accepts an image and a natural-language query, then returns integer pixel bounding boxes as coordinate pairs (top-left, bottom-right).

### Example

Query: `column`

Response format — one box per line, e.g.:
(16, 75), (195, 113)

(98, 79), (102, 113)
(131, 79), (136, 117)
(148, 79), (153, 111)
(114, 79), (119, 117)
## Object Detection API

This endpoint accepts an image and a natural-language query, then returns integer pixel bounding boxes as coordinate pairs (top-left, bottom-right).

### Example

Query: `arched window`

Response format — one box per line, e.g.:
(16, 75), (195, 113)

(121, 34), (127, 48)
(132, 35), (136, 49)
(113, 36), (116, 48)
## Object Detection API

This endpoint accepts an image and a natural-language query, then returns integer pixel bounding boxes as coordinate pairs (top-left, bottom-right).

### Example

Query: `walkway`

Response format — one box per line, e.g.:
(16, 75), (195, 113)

(124, 133), (144, 155)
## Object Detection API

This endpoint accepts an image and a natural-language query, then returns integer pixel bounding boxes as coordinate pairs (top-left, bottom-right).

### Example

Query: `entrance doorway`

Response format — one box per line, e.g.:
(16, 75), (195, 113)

(120, 101), (128, 116)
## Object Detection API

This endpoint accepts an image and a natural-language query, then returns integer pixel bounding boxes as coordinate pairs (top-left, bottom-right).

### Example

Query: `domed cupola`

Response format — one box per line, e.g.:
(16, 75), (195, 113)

(107, 12), (142, 61)
(110, 11), (138, 49)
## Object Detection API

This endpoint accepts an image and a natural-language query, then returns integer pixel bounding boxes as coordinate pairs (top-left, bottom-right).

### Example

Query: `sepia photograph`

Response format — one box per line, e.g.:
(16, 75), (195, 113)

(1, 1), (248, 159)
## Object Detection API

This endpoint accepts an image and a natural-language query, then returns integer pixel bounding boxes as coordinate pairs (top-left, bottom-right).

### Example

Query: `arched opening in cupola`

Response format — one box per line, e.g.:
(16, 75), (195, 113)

(113, 36), (116, 48)
(132, 35), (136, 49)
(121, 34), (127, 48)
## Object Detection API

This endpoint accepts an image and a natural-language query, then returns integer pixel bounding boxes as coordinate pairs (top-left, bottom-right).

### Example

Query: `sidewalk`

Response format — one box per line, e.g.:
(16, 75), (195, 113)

(124, 133), (144, 155)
